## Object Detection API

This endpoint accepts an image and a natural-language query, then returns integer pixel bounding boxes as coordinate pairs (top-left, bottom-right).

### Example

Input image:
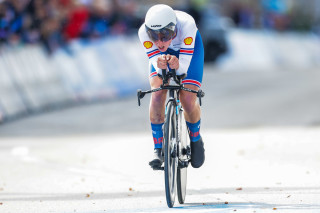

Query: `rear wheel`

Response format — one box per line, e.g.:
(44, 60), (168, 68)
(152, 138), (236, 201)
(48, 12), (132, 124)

(177, 110), (189, 204)
(164, 101), (177, 208)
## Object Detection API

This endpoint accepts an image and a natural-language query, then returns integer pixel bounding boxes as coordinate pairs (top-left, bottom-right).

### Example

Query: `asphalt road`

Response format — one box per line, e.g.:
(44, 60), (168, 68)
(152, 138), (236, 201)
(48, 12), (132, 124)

(0, 66), (320, 212)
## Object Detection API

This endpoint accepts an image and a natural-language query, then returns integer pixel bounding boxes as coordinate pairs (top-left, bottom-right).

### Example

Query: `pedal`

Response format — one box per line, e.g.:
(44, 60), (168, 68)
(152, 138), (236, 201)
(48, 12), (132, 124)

(152, 166), (164, 171)
(182, 146), (191, 156)
(182, 147), (187, 155)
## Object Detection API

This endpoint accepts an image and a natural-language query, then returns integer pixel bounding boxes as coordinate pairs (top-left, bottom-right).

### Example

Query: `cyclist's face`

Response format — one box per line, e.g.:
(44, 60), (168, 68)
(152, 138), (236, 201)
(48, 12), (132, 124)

(154, 39), (172, 52)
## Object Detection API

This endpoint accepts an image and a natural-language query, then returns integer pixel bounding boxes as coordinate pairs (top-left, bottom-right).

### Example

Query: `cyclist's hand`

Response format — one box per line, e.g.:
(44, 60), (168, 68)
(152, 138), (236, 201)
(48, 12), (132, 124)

(157, 55), (168, 70)
(167, 55), (179, 70)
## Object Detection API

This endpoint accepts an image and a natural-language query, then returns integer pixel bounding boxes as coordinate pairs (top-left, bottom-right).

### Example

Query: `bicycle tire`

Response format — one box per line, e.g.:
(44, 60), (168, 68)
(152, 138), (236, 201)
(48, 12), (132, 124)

(177, 110), (189, 204)
(164, 101), (177, 208)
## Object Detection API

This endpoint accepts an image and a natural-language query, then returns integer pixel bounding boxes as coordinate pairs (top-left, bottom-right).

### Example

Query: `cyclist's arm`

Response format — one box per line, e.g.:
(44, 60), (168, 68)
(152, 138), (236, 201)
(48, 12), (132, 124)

(177, 17), (198, 76)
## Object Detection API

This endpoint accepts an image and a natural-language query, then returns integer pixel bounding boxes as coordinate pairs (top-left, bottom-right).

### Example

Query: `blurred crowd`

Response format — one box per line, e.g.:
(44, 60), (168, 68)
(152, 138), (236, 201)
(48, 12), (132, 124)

(223, 0), (320, 32)
(0, 0), (142, 53)
(1, 0), (319, 54)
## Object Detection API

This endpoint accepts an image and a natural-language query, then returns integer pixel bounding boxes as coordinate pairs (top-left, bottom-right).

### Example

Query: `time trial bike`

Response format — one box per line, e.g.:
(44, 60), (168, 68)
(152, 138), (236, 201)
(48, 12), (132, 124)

(137, 69), (204, 208)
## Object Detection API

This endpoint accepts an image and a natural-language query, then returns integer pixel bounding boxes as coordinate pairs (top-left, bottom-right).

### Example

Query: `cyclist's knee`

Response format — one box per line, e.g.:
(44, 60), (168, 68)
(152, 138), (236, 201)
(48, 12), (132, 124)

(181, 96), (197, 113)
(151, 90), (166, 104)
(150, 76), (166, 103)
(180, 85), (199, 113)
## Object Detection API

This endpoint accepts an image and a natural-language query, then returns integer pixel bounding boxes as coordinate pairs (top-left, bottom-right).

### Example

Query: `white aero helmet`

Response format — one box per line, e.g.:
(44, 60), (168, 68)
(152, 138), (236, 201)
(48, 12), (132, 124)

(145, 4), (177, 42)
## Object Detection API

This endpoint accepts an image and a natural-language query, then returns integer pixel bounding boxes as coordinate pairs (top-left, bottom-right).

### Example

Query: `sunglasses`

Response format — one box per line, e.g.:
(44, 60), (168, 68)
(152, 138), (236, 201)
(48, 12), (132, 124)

(146, 23), (176, 42)
(147, 29), (175, 42)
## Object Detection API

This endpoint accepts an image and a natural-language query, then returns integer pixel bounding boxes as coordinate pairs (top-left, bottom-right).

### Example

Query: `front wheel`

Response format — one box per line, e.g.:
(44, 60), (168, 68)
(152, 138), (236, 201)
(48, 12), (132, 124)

(163, 101), (177, 208)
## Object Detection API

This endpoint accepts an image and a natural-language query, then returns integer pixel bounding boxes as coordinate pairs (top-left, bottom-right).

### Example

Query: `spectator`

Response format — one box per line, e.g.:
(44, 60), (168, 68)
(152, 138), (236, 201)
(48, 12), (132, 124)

(62, 0), (89, 40)
(82, 0), (114, 39)
(1, 0), (143, 52)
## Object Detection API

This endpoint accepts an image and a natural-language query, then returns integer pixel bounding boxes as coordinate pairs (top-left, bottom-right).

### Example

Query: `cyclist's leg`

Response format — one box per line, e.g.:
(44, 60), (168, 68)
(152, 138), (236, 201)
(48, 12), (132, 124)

(180, 84), (200, 124)
(180, 30), (205, 168)
(149, 66), (166, 125)
(180, 30), (203, 139)
(180, 85), (202, 143)
(149, 63), (167, 167)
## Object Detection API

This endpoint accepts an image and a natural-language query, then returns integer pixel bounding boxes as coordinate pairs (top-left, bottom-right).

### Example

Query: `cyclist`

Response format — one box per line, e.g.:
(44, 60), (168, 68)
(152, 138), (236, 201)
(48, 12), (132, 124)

(138, 4), (205, 169)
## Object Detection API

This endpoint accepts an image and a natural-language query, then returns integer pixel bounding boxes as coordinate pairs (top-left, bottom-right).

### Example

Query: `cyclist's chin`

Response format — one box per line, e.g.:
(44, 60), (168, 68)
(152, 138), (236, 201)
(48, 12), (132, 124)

(158, 46), (168, 52)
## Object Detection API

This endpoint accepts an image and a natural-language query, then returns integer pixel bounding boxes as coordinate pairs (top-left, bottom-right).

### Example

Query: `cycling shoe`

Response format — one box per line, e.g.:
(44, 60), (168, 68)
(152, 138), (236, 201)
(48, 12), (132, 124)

(191, 137), (205, 168)
(149, 148), (163, 169)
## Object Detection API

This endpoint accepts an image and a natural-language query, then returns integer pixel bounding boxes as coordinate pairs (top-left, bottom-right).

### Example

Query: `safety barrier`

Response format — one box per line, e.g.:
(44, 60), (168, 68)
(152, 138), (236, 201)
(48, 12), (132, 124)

(0, 48), (29, 121)
(0, 36), (148, 123)
(0, 32), (319, 123)
(217, 30), (320, 71)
